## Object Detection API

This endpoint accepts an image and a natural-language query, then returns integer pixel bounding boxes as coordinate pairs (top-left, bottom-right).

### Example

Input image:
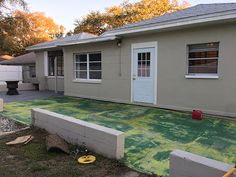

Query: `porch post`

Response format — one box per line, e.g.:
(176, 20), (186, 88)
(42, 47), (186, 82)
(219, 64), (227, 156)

(54, 56), (58, 93)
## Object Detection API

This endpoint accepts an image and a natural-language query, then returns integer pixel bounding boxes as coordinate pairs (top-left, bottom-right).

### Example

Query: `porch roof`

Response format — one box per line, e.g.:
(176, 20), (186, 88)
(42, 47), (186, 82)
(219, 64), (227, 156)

(0, 52), (35, 65)
(26, 32), (99, 51)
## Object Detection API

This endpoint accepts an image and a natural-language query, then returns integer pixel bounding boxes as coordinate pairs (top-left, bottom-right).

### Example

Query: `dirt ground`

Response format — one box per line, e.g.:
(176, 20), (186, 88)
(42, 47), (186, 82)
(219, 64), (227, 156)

(0, 128), (156, 177)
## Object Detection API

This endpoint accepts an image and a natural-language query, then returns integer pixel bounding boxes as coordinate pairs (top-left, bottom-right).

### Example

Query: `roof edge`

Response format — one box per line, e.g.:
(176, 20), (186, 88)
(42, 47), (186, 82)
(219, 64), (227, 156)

(26, 36), (118, 51)
(104, 10), (236, 36)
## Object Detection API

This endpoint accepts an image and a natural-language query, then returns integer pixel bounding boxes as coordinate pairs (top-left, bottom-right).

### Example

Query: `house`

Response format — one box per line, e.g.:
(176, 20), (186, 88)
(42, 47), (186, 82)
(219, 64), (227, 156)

(0, 52), (37, 84)
(27, 3), (236, 117)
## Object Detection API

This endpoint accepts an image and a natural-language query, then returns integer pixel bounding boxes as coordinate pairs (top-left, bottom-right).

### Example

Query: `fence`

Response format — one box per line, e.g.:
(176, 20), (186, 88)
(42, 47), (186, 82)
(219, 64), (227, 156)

(0, 65), (22, 85)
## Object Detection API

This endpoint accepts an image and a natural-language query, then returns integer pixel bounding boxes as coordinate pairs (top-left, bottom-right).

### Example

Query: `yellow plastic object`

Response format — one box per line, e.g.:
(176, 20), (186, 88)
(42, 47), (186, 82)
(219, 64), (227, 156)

(223, 167), (236, 177)
(78, 155), (96, 164)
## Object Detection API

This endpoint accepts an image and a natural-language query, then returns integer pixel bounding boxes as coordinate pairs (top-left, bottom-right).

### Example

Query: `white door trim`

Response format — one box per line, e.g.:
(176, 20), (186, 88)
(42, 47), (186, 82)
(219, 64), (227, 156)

(131, 41), (158, 104)
(44, 51), (48, 76)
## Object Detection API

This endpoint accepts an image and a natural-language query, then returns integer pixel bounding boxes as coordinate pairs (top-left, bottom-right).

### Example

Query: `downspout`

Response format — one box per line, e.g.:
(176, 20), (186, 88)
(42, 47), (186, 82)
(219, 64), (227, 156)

(54, 56), (58, 93)
(117, 39), (122, 77)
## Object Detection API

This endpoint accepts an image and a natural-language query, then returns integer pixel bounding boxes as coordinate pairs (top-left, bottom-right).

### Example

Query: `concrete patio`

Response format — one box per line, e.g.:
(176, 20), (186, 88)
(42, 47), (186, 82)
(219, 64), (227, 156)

(0, 90), (62, 103)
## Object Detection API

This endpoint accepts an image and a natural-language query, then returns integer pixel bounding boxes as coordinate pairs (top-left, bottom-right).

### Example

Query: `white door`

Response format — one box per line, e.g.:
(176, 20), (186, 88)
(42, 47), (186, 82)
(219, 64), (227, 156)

(132, 47), (155, 104)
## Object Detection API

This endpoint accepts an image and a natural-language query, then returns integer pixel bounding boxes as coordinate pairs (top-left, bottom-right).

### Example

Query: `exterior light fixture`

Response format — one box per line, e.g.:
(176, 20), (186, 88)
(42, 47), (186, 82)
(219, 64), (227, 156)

(117, 40), (122, 47)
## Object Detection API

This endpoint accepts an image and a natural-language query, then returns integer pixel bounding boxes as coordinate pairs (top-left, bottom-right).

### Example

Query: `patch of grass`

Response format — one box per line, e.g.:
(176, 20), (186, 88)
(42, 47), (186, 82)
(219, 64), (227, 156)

(0, 128), (142, 177)
(0, 142), (8, 151)
(0, 166), (19, 177)
(19, 143), (53, 161)
(29, 163), (49, 172)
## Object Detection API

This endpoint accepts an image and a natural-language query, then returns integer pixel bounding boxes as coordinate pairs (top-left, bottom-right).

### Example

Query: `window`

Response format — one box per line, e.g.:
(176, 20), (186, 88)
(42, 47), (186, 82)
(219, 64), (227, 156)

(74, 52), (102, 80)
(187, 42), (219, 75)
(48, 50), (64, 76)
(29, 66), (36, 78)
(138, 52), (150, 77)
(57, 56), (64, 76)
(48, 56), (55, 76)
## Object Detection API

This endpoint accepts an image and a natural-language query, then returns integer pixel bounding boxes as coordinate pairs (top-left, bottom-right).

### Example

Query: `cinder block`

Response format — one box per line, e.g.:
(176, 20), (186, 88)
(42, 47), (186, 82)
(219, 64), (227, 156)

(0, 99), (3, 112)
(31, 108), (125, 159)
(85, 138), (118, 158)
(116, 144), (125, 159)
(85, 126), (119, 146)
(170, 150), (236, 177)
(117, 133), (125, 148)
(52, 117), (86, 137)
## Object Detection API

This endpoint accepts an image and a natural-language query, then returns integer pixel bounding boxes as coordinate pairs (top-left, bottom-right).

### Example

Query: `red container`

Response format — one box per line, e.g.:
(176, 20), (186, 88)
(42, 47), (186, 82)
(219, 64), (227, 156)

(192, 110), (203, 120)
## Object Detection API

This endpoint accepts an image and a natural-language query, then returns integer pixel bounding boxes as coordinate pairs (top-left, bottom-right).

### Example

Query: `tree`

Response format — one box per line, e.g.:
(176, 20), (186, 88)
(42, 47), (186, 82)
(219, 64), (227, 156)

(74, 0), (189, 35)
(0, 0), (27, 16)
(74, 11), (108, 35)
(0, 0), (27, 8)
(0, 11), (65, 56)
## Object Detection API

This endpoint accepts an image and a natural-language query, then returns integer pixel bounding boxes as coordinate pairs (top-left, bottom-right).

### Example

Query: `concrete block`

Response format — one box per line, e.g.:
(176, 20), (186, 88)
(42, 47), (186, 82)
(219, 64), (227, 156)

(31, 108), (125, 159)
(84, 138), (118, 158)
(53, 117), (86, 137)
(170, 150), (236, 177)
(85, 125), (121, 146)
(0, 99), (3, 112)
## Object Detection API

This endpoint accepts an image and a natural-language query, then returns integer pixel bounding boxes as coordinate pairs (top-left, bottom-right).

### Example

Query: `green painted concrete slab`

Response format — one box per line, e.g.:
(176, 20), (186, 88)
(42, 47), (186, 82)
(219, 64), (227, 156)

(1, 96), (236, 176)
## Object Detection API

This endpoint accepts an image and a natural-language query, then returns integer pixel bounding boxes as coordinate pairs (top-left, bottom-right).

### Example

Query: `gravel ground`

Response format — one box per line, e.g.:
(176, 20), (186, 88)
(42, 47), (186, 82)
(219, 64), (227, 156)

(0, 116), (25, 135)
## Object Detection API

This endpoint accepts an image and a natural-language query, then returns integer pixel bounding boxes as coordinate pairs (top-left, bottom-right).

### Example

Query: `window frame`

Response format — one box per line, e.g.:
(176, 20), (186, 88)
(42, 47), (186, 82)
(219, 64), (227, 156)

(186, 42), (220, 79)
(48, 56), (55, 77)
(73, 52), (102, 82)
(29, 65), (36, 78)
(47, 51), (64, 77)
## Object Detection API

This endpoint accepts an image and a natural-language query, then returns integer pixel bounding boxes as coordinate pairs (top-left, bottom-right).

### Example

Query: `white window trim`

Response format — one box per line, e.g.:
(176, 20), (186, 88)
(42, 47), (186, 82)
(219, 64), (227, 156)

(44, 51), (48, 76)
(47, 54), (64, 77)
(74, 52), (102, 82)
(185, 74), (219, 79)
(186, 42), (220, 78)
(73, 79), (101, 84)
(47, 76), (64, 79)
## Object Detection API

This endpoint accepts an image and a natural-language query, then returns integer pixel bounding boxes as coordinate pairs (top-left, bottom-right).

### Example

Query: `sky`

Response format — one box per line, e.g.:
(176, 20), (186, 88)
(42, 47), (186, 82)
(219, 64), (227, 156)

(26, 0), (236, 32)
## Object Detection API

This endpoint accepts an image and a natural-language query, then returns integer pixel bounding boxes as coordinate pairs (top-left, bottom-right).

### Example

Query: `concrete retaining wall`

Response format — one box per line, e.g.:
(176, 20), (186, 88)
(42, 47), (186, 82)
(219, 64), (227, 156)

(31, 108), (125, 159)
(170, 150), (236, 177)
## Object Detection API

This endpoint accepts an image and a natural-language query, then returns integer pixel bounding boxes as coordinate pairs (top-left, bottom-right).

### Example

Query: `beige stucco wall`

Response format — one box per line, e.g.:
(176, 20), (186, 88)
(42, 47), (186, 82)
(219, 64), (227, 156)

(63, 22), (236, 117)
(47, 77), (64, 92)
(63, 41), (131, 102)
(35, 51), (47, 90)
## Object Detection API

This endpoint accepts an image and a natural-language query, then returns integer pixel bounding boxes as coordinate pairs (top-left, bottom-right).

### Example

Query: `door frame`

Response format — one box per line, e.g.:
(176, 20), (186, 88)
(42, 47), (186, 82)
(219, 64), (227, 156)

(131, 41), (158, 104)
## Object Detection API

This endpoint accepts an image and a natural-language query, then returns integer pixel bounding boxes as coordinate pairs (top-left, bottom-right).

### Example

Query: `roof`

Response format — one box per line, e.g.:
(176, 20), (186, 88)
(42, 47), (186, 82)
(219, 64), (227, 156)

(0, 52), (36, 65)
(27, 32), (98, 51)
(27, 3), (236, 51)
(103, 3), (236, 36)
(0, 59), (6, 62)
